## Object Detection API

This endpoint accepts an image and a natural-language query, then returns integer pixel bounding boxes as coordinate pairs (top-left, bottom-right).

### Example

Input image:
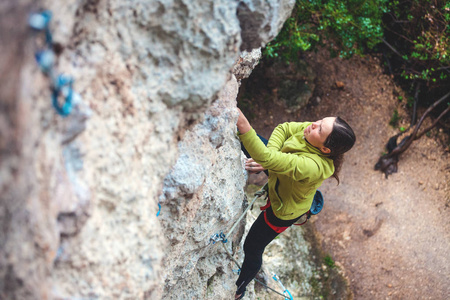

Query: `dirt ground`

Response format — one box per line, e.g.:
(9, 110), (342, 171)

(241, 50), (450, 299)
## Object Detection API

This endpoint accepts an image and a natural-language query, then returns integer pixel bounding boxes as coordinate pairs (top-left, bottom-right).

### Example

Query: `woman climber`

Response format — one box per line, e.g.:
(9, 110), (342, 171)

(234, 108), (356, 299)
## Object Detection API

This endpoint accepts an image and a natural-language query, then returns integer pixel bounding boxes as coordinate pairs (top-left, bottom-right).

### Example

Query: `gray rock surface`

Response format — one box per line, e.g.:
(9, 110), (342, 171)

(232, 48), (262, 82)
(0, 1), (294, 299)
(159, 75), (248, 299)
(238, 0), (296, 51)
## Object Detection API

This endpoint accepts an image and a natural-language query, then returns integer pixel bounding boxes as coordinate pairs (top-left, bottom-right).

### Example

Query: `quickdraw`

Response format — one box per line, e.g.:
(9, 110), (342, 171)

(29, 10), (76, 117)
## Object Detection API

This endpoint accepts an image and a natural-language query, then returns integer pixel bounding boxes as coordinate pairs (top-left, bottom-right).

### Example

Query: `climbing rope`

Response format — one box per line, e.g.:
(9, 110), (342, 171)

(210, 185), (295, 300)
(255, 277), (293, 300)
(209, 184), (267, 246)
(29, 10), (76, 116)
(220, 241), (292, 300)
(225, 187), (266, 242)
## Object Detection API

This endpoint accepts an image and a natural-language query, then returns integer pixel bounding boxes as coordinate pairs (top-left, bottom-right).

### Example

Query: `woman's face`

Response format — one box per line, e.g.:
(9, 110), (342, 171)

(304, 117), (336, 153)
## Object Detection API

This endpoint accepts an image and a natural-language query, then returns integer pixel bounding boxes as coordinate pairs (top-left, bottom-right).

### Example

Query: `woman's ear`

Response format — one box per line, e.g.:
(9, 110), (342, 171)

(320, 146), (331, 154)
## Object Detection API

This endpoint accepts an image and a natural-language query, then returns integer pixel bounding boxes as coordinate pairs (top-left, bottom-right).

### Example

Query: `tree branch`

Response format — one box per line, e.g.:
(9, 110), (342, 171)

(380, 38), (404, 58)
(412, 81), (420, 125)
(415, 104), (450, 140)
(388, 90), (450, 157)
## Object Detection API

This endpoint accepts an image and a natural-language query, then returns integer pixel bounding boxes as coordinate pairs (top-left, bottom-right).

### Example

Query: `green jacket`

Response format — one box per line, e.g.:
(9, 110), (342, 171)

(239, 122), (334, 220)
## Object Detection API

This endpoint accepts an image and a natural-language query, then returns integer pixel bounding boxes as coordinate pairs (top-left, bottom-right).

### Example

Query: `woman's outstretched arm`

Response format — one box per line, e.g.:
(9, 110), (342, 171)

(237, 108), (266, 173)
(236, 108), (252, 134)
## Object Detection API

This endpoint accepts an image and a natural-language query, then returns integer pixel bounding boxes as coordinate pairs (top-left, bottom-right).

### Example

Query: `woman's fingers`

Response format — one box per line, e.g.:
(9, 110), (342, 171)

(245, 159), (265, 173)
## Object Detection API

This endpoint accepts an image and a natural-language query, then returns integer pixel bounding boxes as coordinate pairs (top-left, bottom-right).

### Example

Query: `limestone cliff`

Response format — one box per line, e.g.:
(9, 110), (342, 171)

(0, 1), (296, 299)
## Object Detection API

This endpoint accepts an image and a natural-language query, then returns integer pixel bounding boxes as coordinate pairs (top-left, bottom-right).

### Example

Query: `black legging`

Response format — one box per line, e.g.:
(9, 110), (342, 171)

(235, 206), (300, 294)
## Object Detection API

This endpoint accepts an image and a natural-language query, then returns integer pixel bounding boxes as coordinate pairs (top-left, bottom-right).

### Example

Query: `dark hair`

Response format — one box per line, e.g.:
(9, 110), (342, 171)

(324, 117), (356, 184)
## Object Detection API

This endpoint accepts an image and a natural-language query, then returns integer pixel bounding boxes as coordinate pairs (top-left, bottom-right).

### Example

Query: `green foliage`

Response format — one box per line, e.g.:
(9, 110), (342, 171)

(263, 0), (450, 96)
(264, 16), (319, 61)
(324, 255), (336, 268)
(407, 97), (414, 108)
(384, 0), (450, 90)
(264, 0), (389, 61)
(389, 109), (400, 127)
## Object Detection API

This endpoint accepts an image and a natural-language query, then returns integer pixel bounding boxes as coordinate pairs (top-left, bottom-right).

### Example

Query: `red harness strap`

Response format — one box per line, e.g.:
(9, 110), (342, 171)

(293, 217), (308, 226)
(263, 210), (289, 233)
(260, 198), (309, 230)
(260, 198), (271, 211)
(260, 198), (289, 233)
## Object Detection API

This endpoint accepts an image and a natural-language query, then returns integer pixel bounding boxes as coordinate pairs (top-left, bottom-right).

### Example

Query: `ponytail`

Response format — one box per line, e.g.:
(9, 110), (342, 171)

(324, 117), (356, 184)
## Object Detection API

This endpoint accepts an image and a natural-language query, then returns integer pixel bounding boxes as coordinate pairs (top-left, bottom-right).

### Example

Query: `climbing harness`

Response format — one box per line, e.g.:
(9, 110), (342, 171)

(258, 189), (324, 230)
(29, 10), (77, 116)
(210, 184), (295, 300)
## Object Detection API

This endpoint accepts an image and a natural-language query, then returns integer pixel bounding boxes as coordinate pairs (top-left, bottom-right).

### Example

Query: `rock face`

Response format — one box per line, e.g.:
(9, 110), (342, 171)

(232, 48), (263, 83)
(0, 1), (295, 299)
(158, 76), (247, 299)
(238, 0), (296, 51)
